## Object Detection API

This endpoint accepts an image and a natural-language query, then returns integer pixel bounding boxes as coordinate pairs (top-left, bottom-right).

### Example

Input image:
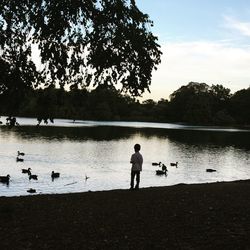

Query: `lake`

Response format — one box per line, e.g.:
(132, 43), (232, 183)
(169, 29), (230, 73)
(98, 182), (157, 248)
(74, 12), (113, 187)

(0, 117), (250, 196)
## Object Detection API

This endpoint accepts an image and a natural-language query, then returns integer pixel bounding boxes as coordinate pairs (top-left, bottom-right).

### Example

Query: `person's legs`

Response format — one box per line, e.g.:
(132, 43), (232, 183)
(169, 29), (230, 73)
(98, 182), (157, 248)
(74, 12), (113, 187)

(130, 171), (136, 189)
(135, 171), (140, 189)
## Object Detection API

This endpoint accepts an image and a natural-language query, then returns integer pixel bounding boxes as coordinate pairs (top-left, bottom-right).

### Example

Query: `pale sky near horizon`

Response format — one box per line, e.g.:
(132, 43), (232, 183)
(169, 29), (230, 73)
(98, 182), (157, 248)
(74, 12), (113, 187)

(136, 0), (250, 101)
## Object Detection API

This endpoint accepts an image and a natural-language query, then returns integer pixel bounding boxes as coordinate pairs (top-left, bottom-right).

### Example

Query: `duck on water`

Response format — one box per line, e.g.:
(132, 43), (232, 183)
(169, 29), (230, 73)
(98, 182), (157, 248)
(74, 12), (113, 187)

(28, 171), (38, 180)
(27, 188), (36, 193)
(51, 171), (60, 179)
(156, 164), (168, 176)
(0, 175), (10, 184)
(17, 151), (25, 156)
(16, 157), (24, 162)
(152, 162), (161, 166)
(22, 168), (31, 174)
(170, 162), (178, 167)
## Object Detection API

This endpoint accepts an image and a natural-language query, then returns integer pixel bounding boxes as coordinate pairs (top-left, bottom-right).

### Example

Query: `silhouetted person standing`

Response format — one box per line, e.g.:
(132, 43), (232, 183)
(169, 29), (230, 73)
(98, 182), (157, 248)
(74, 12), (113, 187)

(130, 144), (143, 190)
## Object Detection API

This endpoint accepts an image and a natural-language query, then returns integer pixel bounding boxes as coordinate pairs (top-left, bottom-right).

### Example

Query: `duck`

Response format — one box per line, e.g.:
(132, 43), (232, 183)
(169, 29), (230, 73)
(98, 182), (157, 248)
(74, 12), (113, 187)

(156, 169), (168, 175)
(156, 164), (168, 176)
(152, 162), (161, 166)
(28, 172), (38, 180)
(16, 157), (24, 162)
(22, 168), (31, 174)
(27, 188), (36, 193)
(51, 171), (60, 178)
(170, 162), (178, 167)
(0, 175), (10, 184)
(206, 169), (216, 172)
(17, 151), (25, 156)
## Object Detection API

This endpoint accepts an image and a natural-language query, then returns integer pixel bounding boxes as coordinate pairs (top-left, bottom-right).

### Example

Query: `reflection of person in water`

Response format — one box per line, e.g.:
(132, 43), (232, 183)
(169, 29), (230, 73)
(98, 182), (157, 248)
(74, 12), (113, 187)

(130, 144), (143, 190)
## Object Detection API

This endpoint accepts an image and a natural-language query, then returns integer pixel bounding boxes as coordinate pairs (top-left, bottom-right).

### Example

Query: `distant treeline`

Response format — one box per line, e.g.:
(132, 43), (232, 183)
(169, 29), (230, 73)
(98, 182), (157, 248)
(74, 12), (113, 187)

(0, 82), (250, 126)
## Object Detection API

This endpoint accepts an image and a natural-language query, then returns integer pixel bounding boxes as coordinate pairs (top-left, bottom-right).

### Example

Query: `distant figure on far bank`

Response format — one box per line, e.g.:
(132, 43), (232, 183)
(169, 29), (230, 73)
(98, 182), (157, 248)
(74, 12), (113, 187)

(130, 144), (143, 190)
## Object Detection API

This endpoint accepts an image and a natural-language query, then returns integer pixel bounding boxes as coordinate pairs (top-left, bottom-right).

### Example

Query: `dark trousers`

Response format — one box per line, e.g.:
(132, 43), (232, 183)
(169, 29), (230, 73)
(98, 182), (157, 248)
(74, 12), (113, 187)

(130, 170), (140, 189)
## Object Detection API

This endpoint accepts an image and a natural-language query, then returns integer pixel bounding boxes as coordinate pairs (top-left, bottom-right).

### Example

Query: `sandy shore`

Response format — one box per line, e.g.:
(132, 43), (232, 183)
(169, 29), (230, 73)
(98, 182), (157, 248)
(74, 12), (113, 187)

(0, 180), (250, 250)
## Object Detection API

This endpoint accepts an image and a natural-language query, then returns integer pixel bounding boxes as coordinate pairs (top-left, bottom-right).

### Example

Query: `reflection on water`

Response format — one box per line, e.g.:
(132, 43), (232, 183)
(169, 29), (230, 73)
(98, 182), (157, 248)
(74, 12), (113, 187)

(0, 118), (250, 197)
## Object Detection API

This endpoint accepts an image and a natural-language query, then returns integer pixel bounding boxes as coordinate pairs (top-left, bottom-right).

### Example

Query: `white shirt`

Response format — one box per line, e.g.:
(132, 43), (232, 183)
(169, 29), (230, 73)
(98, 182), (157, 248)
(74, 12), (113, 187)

(130, 151), (143, 171)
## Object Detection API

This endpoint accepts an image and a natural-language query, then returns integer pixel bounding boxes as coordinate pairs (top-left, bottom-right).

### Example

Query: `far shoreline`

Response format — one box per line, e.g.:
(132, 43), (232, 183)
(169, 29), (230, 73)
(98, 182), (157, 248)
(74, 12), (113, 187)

(1, 116), (250, 132)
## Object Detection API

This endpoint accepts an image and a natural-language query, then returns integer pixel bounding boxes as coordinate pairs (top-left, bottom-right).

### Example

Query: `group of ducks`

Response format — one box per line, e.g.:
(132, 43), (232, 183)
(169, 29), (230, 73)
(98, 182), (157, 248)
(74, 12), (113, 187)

(0, 151), (60, 193)
(152, 161), (217, 175)
(152, 161), (179, 176)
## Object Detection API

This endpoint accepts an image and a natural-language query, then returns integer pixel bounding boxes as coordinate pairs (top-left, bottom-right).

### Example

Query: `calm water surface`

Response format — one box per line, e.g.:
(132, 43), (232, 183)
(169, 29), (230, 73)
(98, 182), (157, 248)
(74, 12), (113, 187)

(0, 117), (250, 196)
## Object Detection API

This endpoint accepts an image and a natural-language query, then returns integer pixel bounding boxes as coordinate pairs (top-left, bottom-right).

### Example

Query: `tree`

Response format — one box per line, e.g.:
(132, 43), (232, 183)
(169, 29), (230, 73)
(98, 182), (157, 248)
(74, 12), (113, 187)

(229, 88), (250, 124)
(0, 0), (162, 102)
(169, 82), (211, 122)
(142, 99), (156, 109)
(155, 98), (170, 121)
(209, 84), (232, 124)
(184, 95), (212, 124)
(210, 84), (231, 101)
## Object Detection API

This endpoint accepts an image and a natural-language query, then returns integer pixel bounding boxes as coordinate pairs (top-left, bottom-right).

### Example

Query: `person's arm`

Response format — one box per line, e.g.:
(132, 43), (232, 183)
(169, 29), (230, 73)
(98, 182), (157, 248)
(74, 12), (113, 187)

(130, 154), (134, 164)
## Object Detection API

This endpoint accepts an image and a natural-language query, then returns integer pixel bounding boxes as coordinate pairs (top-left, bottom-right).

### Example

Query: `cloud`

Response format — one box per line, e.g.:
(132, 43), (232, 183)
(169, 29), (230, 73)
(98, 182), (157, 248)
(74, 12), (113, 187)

(224, 15), (250, 37)
(142, 41), (250, 101)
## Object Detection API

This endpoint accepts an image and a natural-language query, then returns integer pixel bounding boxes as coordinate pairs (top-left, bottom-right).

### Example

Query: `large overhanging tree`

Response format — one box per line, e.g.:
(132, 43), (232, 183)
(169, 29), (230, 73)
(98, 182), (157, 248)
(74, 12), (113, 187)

(0, 0), (162, 114)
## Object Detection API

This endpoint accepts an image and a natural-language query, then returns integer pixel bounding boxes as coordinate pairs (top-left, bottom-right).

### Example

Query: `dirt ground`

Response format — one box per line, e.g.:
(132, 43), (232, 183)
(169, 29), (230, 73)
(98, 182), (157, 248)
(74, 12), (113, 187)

(0, 180), (250, 250)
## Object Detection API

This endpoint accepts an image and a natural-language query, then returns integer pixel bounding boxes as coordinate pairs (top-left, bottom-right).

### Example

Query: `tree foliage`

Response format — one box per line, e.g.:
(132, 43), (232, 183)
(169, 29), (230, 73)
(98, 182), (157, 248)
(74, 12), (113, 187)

(1, 82), (250, 126)
(1, 81), (249, 126)
(169, 82), (235, 124)
(0, 0), (161, 98)
(229, 88), (250, 124)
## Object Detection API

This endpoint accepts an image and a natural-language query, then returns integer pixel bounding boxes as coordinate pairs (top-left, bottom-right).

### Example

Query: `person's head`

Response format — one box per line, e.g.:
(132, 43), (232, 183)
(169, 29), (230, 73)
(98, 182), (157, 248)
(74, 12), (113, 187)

(134, 144), (141, 152)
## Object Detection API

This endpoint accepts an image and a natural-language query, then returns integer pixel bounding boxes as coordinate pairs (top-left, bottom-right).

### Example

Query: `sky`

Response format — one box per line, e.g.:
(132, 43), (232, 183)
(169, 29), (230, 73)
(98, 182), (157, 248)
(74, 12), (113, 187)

(136, 0), (250, 101)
